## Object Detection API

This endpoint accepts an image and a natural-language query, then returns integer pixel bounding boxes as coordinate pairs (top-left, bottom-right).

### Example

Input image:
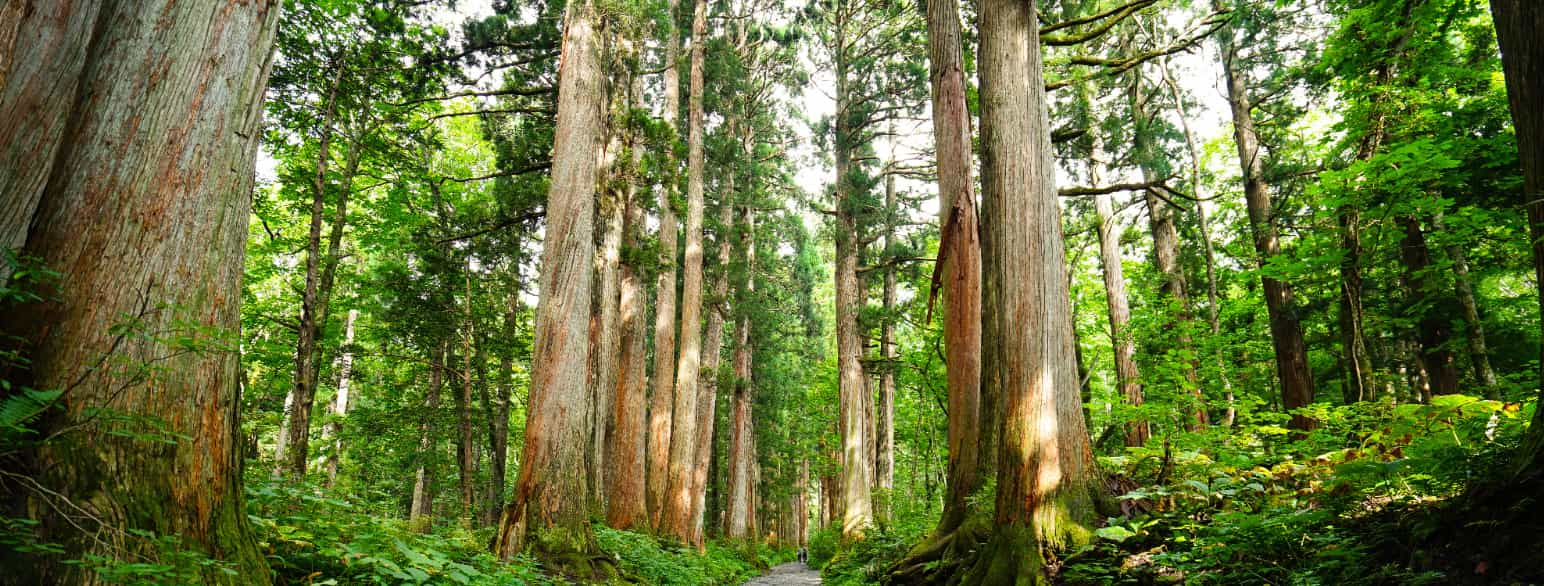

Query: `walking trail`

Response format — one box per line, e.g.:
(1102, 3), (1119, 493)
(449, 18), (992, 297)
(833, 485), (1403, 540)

(742, 562), (821, 585)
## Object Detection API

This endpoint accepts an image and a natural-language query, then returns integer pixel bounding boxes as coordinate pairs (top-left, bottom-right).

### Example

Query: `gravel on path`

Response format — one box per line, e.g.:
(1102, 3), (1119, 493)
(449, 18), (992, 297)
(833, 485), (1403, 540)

(740, 562), (821, 585)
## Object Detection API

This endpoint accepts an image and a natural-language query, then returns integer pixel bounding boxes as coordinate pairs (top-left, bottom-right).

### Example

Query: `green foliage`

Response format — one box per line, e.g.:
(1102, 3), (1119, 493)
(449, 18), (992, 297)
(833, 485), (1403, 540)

(1062, 394), (1532, 585)
(248, 477), (538, 585)
(595, 526), (778, 585)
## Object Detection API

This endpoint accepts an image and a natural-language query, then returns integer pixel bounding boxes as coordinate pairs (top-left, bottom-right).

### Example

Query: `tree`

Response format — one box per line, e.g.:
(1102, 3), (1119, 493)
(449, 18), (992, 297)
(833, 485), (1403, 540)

(648, 0), (684, 529)
(608, 67), (651, 531)
(325, 309), (359, 487)
(492, 0), (608, 567)
(662, 0), (711, 542)
(964, 0), (1102, 579)
(1490, 0), (1544, 478)
(0, 0), (278, 581)
(1094, 191), (1147, 446)
(887, 0), (983, 572)
(1216, 1), (1316, 429)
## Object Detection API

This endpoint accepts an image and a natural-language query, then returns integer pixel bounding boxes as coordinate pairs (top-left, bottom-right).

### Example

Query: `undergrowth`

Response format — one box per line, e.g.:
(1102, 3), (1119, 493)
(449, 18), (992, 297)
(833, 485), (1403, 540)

(249, 476), (787, 585)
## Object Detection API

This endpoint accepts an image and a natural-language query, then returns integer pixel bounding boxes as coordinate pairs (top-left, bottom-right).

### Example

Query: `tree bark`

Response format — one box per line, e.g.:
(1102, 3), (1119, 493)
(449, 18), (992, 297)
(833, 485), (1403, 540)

(1217, 18), (1316, 429)
(410, 341), (446, 533)
(1489, 0), (1544, 474)
(608, 71), (651, 531)
(726, 205), (757, 540)
(1094, 193), (1147, 447)
(0, 0), (278, 580)
(966, 0), (1101, 579)
(647, 0), (684, 531)
(492, 0), (606, 563)
(1433, 211), (1499, 396)
(1398, 217), (1461, 397)
(458, 270), (477, 521)
(662, 0), (709, 542)
(922, 0), (983, 541)
(689, 190), (732, 547)
(832, 18), (874, 541)
(877, 166), (897, 518)
(326, 309), (359, 487)
(592, 82), (626, 507)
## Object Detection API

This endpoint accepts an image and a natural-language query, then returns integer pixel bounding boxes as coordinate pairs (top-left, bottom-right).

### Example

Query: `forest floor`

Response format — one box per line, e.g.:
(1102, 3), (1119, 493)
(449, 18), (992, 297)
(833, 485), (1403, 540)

(743, 562), (822, 585)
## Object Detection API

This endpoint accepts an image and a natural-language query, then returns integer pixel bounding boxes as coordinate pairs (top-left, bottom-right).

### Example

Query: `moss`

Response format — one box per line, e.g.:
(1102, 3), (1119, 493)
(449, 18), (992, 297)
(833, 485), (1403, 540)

(960, 524), (1047, 586)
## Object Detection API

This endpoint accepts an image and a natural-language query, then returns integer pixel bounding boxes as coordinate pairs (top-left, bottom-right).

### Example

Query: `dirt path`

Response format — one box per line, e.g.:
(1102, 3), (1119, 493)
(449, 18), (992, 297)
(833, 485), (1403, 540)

(741, 562), (821, 585)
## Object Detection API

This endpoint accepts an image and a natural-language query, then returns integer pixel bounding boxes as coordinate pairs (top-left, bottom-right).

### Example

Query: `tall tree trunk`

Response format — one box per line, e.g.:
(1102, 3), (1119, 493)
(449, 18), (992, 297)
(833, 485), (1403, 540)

(1159, 56), (1235, 423)
(0, 0), (278, 579)
(647, 0), (684, 531)
(608, 71), (651, 530)
(690, 191), (732, 547)
(832, 29), (874, 542)
(411, 341), (446, 533)
(1218, 19), (1316, 430)
(326, 309), (359, 487)
(1398, 217), (1461, 396)
(877, 166), (897, 519)
(965, 0), (1101, 579)
(662, 0), (709, 542)
(726, 205), (757, 540)
(458, 270), (477, 521)
(1095, 193), (1147, 447)
(592, 86), (626, 507)
(1128, 71), (1205, 429)
(1433, 212), (1499, 396)
(492, 0), (607, 564)
(908, 0), (985, 554)
(487, 286), (520, 524)
(282, 58), (347, 478)
(1489, 0), (1544, 474)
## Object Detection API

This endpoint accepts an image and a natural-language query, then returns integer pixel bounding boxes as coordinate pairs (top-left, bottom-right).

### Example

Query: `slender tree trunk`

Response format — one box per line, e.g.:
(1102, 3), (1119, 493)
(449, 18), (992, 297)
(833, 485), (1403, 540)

(1159, 56), (1235, 423)
(966, 0), (1101, 579)
(0, 0), (278, 579)
(832, 35), (874, 543)
(662, 0), (709, 542)
(1217, 21), (1316, 429)
(877, 167), (897, 518)
(690, 191), (732, 547)
(592, 85), (626, 507)
(487, 287), (520, 524)
(411, 341), (446, 533)
(608, 71), (651, 530)
(647, 0), (684, 531)
(1433, 212), (1499, 396)
(726, 205), (757, 540)
(458, 271), (477, 521)
(1128, 71), (1205, 429)
(492, 0), (607, 564)
(282, 58), (347, 478)
(1095, 193), (1147, 447)
(326, 309), (359, 487)
(1489, 0), (1544, 474)
(1398, 217), (1461, 396)
(921, 0), (983, 543)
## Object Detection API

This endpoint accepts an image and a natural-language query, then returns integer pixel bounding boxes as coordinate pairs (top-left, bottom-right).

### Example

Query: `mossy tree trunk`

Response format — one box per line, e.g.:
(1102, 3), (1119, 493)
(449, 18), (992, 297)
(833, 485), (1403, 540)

(492, 0), (607, 567)
(963, 0), (1102, 579)
(0, 0), (279, 581)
